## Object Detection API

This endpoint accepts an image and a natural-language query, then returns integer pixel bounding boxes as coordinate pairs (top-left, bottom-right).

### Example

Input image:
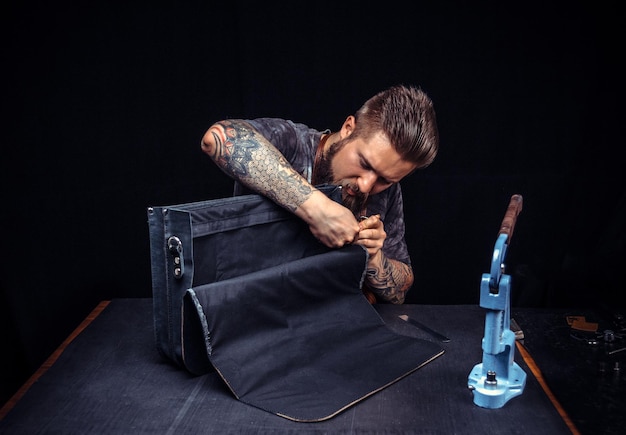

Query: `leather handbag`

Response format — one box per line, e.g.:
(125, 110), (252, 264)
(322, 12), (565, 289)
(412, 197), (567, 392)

(147, 185), (343, 369)
(147, 186), (443, 421)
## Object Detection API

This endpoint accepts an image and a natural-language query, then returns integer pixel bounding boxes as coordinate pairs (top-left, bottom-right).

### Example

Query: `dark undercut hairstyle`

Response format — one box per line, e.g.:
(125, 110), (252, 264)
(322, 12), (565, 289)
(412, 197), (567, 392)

(352, 84), (439, 169)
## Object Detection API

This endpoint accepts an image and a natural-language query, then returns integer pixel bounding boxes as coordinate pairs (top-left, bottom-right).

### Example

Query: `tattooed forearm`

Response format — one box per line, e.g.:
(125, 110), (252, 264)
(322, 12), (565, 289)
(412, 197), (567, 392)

(206, 120), (314, 212)
(364, 255), (413, 304)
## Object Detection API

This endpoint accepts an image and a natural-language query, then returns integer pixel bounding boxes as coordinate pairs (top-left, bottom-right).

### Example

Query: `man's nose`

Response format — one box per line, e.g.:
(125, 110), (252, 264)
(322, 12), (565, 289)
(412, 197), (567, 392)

(357, 172), (377, 194)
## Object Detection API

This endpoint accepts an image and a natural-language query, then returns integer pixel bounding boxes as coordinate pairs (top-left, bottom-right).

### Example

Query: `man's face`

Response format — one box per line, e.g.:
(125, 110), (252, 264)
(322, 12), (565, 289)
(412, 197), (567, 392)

(317, 131), (417, 215)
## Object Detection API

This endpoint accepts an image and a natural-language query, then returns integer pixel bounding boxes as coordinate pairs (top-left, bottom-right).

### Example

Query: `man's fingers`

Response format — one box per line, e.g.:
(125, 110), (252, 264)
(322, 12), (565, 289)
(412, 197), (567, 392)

(358, 214), (381, 230)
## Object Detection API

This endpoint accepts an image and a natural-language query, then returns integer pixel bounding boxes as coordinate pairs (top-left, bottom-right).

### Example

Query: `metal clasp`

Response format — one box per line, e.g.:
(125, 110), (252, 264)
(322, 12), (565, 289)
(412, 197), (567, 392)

(167, 236), (184, 279)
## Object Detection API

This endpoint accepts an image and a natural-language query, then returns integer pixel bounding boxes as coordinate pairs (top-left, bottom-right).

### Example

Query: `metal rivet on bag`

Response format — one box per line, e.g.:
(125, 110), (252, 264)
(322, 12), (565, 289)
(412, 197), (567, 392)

(167, 236), (184, 279)
(167, 236), (182, 254)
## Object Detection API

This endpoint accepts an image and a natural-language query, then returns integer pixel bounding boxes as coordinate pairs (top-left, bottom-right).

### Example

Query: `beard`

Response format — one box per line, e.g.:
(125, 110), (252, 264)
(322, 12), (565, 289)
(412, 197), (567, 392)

(340, 185), (369, 217)
(314, 138), (369, 216)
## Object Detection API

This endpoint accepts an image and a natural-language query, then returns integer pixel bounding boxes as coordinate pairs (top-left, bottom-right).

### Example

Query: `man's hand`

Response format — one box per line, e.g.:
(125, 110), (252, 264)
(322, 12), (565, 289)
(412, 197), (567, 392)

(355, 214), (385, 257)
(355, 215), (413, 304)
(295, 190), (360, 248)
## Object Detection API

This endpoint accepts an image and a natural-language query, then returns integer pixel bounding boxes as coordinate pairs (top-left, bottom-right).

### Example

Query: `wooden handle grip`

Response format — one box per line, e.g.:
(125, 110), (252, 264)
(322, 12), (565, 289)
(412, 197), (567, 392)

(498, 194), (523, 242)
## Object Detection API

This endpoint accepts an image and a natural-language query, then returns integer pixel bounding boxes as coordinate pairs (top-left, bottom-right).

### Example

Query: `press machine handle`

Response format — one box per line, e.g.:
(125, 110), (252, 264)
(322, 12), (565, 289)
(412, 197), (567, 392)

(498, 194), (523, 242)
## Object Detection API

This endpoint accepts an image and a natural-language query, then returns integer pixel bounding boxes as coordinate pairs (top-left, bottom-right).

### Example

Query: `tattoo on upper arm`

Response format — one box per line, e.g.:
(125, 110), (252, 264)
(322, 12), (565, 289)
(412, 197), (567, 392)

(209, 120), (313, 211)
(210, 121), (258, 177)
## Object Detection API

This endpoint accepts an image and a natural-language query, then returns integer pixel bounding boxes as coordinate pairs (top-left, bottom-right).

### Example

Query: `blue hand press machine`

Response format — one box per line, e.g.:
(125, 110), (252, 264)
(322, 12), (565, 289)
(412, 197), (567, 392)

(468, 194), (527, 408)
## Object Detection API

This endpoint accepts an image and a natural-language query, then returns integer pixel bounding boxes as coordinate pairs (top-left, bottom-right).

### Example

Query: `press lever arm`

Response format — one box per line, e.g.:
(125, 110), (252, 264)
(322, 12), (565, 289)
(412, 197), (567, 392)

(490, 195), (523, 292)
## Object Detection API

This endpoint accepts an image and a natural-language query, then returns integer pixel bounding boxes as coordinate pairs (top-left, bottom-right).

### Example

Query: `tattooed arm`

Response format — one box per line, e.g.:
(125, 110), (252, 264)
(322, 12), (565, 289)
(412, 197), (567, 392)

(364, 254), (413, 304)
(356, 215), (414, 304)
(201, 120), (360, 248)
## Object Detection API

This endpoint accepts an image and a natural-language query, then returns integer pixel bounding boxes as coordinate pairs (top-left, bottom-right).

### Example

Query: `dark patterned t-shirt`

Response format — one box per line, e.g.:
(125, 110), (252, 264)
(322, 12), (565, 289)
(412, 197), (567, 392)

(245, 118), (411, 265)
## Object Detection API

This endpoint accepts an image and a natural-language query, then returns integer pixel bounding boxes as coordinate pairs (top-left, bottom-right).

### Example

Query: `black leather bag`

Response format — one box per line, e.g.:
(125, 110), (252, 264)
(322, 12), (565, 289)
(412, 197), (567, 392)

(147, 186), (443, 421)
(147, 185), (342, 369)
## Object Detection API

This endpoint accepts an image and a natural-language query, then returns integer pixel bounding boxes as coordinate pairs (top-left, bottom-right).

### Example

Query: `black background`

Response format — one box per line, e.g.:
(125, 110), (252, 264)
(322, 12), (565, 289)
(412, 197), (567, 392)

(2, 0), (624, 407)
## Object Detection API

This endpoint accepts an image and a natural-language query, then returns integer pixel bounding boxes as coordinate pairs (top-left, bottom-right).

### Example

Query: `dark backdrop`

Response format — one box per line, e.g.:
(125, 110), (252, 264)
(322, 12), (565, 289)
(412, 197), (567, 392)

(2, 1), (624, 407)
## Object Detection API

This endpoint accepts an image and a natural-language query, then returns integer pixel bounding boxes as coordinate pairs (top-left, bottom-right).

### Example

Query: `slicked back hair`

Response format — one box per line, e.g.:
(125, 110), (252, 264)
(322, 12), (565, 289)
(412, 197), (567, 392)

(352, 85), (439, 168)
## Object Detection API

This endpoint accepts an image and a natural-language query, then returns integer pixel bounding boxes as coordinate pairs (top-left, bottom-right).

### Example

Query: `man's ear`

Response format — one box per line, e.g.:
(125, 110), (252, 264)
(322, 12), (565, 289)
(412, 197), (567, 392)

(340, 115), (356, 138)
